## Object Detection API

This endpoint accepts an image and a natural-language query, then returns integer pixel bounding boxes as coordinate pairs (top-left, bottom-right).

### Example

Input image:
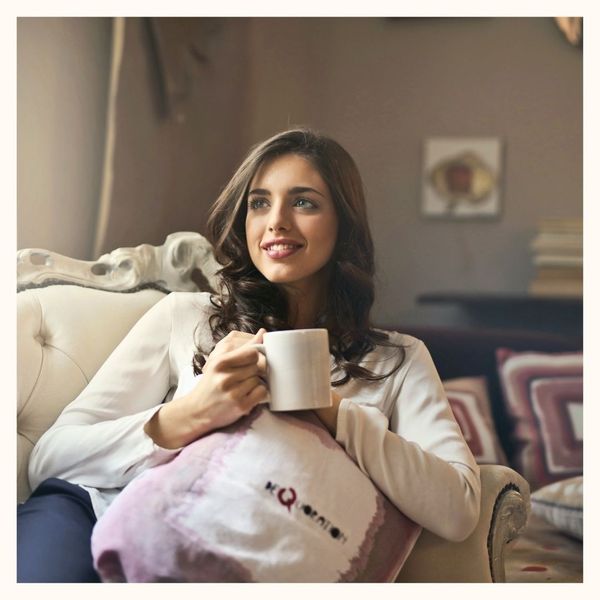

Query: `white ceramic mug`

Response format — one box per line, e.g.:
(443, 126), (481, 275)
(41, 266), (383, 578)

(253, 329), (332, 411)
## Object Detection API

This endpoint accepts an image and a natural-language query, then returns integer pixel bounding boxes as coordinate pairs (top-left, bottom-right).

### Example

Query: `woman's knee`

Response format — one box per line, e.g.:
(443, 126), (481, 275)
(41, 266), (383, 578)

(17, 479), (100, 583)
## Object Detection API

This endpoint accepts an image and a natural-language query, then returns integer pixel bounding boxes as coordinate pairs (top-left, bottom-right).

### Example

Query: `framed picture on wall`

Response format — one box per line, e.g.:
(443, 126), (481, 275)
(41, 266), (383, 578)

(421, 137), (503, 219)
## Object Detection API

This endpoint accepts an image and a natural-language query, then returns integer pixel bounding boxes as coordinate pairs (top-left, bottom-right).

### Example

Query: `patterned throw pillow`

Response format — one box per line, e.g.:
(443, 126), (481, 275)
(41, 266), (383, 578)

(531, 476), (583, 540)
(91, 406), (421, 582)
(496, 349), (583, 490)
(443, 376), (508, 465)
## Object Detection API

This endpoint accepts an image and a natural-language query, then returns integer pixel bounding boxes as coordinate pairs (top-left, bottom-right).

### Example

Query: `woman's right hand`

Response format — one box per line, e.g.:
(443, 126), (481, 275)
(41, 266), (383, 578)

(144, 329), (268, 449)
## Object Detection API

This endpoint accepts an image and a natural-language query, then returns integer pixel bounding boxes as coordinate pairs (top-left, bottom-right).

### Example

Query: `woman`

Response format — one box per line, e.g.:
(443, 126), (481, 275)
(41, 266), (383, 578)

(18, 128), (481, 582)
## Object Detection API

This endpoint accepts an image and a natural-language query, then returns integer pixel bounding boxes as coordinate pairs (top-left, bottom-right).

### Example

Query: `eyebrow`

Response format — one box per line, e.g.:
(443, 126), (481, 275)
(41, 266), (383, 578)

(248, 186), (326, 198)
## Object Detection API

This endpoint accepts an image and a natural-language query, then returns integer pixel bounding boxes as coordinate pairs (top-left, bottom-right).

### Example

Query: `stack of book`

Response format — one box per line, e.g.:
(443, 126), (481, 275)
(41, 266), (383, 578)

(528, 218), (583, 297)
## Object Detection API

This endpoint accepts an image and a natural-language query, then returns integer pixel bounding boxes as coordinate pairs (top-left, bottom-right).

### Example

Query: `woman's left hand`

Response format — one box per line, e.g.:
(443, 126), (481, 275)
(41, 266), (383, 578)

(314, 390), (343, 436)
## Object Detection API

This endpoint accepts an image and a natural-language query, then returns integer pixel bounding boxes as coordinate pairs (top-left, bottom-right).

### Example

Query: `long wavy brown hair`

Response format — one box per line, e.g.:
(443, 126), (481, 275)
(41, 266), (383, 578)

(193, 127), (404, 386)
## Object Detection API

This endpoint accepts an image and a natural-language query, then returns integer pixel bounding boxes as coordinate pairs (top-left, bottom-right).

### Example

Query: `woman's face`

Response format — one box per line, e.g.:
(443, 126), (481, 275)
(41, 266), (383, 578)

(245, 153), (339, 297)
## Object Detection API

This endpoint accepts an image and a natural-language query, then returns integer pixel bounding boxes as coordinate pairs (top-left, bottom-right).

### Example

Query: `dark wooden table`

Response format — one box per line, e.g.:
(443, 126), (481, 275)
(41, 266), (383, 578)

(416, 292), (583, 339)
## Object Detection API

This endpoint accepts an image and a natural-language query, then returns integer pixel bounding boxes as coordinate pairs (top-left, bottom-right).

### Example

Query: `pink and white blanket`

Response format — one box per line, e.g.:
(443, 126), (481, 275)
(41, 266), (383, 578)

(91, 405), (421, 582)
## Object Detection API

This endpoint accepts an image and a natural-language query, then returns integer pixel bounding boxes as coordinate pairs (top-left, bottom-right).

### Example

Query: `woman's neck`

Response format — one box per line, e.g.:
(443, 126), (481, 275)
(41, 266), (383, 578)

(283, 286), (325, 329)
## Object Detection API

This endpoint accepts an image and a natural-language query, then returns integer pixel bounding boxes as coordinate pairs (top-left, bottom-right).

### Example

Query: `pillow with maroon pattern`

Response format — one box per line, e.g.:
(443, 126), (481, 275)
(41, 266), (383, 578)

(496, 349), (582, 491)
(443, 376), (508, 466)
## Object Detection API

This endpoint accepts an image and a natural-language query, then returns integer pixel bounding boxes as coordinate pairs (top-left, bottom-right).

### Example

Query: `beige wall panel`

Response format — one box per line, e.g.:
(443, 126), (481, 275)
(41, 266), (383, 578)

(17, 17), (111, 259)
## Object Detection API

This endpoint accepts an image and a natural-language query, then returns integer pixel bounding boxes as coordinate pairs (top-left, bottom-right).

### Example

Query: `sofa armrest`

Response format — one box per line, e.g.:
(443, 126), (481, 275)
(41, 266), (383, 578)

(396, 465), (530, 582)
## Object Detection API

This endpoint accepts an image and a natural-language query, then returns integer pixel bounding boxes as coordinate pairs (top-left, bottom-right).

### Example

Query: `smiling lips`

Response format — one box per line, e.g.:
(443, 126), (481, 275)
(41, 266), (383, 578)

(261, 239), (304, 259)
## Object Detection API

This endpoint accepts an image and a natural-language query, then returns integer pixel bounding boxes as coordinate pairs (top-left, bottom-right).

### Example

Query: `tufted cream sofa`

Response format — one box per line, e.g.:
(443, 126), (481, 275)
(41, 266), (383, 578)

(17, 232), (530, 583)
(17, 285), (166, 503)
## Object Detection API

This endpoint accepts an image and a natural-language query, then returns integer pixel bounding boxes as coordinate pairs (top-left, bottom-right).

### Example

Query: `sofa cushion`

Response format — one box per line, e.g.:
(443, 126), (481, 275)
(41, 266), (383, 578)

(443, 376), (508, 465)
(91, 406), (421, 582)
(530, 476), (583, 540)
(496, 349), (582, 490)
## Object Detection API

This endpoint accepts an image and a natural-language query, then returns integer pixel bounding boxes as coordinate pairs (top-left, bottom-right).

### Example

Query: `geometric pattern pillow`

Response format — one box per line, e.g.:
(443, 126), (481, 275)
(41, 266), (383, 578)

(531, 475), (583, 540)
(443, 376), (508, 465)
(496, 349), (583, 491)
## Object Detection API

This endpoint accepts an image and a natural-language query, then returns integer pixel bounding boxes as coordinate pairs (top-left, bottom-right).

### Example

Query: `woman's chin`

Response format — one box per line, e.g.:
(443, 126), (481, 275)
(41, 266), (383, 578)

(265, 274), (303, 287)
(256, 263), (331, 294)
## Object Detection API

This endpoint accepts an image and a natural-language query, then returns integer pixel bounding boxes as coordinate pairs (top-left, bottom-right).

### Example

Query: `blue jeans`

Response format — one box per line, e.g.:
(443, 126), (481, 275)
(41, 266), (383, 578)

(17, 478), (100, 583)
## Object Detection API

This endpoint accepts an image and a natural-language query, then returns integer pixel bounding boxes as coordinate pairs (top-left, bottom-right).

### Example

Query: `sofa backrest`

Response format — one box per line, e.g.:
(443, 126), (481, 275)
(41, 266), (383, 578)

(388, 324), (582, 463)
(17, 284), (167, 502)
(16, 232), (222, 503)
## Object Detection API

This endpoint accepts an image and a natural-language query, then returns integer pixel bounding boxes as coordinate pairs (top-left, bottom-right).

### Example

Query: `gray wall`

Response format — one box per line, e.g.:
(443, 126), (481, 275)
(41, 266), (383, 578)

(245, 17), (583, 325)
(17, 17), (112, 258)
(17, 17), (582, 326)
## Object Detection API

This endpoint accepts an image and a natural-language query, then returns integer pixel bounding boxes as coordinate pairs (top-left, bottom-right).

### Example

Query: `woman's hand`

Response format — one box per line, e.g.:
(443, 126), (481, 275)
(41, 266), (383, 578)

(144, 329), (268, 449)
(314, 390), (343, 437)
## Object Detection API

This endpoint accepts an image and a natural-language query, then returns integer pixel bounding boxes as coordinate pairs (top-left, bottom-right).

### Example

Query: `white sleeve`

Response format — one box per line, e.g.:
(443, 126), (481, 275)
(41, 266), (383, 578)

(28, 293), (182, 492)
(335, 340), (481, 542)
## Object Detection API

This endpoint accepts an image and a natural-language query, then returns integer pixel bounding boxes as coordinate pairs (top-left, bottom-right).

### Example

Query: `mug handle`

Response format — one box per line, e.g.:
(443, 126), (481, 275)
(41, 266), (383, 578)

(250, 343), (266, 355)
(250, 343), (269, 404)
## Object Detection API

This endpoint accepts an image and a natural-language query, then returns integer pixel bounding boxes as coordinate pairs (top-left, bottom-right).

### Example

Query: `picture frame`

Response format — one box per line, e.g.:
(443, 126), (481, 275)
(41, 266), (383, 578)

(421, 137), (503, 219)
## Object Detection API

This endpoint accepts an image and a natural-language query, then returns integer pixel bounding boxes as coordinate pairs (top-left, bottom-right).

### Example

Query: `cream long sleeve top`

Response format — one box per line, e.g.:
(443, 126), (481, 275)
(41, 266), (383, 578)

(28, 292), (481, 542)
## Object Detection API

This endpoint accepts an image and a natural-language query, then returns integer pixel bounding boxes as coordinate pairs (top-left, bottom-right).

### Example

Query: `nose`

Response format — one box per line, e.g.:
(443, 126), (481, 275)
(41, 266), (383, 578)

(267, 202), (291, 232)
